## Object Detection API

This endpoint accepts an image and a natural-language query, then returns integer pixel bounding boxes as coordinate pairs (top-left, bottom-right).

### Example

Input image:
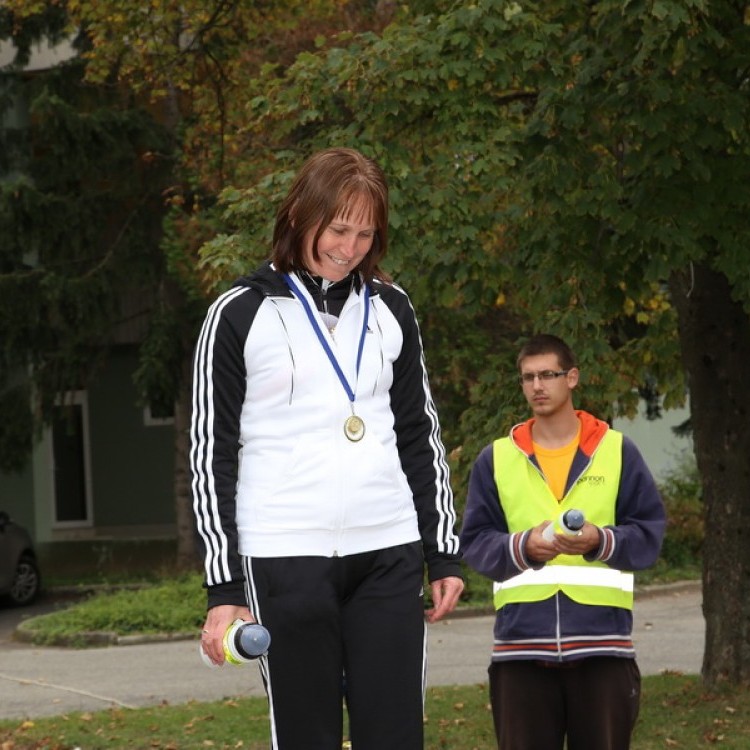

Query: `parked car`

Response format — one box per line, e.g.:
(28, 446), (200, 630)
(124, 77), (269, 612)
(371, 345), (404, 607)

(0, 510), (41, 606)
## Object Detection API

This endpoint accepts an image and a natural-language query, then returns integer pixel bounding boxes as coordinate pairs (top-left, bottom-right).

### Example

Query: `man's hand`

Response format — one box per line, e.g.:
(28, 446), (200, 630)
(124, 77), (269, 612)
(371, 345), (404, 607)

(526, 521), (561, 562)
(425, 576), (464, 623)
(552, 522), (599, 556)
(527, 521), (600, 563)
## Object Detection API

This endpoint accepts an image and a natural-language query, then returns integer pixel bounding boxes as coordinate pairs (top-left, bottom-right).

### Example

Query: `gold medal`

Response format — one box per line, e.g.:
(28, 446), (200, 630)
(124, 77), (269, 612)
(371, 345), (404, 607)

(344, 415), (365, 442)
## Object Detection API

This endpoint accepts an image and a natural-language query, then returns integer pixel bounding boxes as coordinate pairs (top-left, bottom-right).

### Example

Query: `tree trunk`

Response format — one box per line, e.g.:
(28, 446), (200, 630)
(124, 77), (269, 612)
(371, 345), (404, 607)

(174, 346), (198, 570)
(669, 263), (750, 687)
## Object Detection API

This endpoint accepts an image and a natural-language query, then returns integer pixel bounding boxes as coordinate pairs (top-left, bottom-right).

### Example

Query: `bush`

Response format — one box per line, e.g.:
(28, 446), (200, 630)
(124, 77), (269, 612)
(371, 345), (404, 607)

(657, 454), (703, 570)
(22, 573), (206, 646)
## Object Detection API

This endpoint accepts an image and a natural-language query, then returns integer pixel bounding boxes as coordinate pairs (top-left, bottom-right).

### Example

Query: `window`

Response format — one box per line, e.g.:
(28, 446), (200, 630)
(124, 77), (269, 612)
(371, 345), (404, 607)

(51, 392), (93, 527)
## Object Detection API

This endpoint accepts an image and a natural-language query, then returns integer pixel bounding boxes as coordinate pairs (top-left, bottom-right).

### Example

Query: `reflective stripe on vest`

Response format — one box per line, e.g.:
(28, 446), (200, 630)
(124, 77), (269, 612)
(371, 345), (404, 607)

(492, 429), (634, 610)
(493, 566), (633, 593)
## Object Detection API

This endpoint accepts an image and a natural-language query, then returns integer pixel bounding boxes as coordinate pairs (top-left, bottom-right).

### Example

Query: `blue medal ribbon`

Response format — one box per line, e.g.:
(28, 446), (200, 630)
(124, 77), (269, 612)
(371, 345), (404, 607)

(283, 273), (370, 406)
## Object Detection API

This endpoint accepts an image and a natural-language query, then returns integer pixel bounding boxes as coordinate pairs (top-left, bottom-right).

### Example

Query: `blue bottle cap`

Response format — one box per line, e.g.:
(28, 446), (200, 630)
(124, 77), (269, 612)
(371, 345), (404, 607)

(236, 623), (271, 660)
(562, 509), (585, 531)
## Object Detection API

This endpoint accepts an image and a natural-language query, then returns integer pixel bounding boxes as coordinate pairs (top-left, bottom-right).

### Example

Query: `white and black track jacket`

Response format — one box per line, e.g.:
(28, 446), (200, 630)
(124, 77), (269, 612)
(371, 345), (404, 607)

(190, 262), (461, 608)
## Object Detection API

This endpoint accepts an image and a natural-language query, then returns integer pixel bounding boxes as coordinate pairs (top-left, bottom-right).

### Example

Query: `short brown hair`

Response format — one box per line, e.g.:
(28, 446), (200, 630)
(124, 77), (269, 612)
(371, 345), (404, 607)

(517, 334), (577, 372)
(271, 148), (390, 283)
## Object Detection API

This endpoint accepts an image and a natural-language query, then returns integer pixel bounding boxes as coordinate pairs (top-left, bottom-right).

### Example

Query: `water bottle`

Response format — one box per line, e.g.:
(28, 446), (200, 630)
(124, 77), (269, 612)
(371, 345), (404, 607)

(542, 509), (585, 542)
(200, 618), (271, 667)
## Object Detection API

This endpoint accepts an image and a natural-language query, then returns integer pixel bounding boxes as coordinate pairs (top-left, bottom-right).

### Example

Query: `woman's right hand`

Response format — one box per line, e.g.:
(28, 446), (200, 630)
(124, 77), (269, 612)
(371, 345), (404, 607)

(200, 604), (255, 665)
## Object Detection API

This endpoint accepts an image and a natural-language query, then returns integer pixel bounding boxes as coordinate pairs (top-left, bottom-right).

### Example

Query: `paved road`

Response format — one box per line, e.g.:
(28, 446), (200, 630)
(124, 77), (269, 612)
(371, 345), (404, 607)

(0, 583), (703, 721)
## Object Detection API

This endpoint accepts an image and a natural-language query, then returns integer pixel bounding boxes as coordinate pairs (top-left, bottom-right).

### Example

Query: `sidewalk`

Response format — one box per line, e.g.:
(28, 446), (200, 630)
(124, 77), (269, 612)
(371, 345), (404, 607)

(0, 582), (703, 722)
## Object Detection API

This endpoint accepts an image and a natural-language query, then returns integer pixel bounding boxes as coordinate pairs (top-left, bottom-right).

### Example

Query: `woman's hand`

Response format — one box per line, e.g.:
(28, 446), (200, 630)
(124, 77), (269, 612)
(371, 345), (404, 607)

(426, 576), (464, 623)
(200, 604), (254, 665)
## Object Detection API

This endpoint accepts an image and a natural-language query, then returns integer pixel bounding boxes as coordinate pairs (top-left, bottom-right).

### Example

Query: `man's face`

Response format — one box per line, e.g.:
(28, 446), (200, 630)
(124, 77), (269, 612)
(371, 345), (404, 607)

(519, 353), (578, 418)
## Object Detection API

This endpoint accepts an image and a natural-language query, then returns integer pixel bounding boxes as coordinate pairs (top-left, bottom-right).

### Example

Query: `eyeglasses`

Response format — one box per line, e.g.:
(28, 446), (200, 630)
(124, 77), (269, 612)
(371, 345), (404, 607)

(518, 370), (570, 385)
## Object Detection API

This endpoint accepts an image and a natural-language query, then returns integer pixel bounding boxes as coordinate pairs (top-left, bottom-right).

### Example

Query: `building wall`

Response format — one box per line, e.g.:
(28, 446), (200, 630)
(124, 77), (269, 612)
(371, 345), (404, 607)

(613, 402), (693, 482)
(86, 346), (175, 530)
(0, 346), (176, 547)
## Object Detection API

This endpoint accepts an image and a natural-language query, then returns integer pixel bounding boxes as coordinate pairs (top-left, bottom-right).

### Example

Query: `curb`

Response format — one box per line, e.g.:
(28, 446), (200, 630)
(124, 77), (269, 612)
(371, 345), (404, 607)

(13, 619), (198, 648)
(634, 579), (701, 600)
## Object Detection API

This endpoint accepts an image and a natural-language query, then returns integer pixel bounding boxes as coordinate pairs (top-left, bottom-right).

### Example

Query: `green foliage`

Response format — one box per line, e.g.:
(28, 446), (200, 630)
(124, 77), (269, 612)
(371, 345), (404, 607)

(0, 33), (175, 440)
(195, 0), (750, 468)
(658, 454), (704, 570)
(132, 305), (186, 417)
(21, 574), (206, 645)
(456, 561), (493, 609)
(0, 384), (32, 472)
(503, 0), (750, 386)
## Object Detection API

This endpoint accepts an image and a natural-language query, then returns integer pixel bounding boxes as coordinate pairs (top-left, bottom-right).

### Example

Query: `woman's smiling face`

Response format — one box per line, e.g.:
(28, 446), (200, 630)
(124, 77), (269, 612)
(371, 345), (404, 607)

(302, 197), (376, 282)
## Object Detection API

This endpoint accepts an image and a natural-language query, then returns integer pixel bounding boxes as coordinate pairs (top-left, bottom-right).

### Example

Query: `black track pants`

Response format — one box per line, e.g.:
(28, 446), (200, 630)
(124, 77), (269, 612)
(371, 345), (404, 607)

(244, 542), (426, 750)
(488, 657), (641, 750)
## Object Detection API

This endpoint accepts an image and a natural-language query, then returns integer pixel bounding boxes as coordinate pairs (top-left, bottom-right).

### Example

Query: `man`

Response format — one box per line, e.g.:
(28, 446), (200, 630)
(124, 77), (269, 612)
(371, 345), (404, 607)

(460, 334), (666, 750)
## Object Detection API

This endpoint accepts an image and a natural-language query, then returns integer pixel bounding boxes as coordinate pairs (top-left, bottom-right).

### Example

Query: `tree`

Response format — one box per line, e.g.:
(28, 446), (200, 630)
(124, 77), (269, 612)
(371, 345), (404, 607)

(0, 7), (175, 470)
(198, 0), (750, 686)
(498, 0), (750, 687)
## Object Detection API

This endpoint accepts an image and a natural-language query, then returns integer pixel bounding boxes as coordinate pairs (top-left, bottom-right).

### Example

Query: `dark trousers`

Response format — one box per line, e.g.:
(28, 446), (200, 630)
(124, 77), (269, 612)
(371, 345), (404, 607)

(244, 542), (426, 750)
(488, 657), (641, 750)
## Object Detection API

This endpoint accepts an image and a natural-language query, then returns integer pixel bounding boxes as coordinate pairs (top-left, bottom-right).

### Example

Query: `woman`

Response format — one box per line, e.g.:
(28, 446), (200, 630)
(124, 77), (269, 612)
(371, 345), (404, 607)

(191, 147), (463, 750)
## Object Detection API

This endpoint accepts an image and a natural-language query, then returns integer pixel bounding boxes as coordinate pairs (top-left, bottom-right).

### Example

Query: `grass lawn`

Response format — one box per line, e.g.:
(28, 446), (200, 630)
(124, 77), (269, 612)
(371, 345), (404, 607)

(0, 674), (749, 749)
(3, 562), (716, 748)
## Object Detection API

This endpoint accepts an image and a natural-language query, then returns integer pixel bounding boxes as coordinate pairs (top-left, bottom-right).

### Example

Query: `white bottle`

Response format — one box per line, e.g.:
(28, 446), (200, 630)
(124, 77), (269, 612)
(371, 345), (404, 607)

(542, 509), (585, 542)
(200, 619), (271, 667)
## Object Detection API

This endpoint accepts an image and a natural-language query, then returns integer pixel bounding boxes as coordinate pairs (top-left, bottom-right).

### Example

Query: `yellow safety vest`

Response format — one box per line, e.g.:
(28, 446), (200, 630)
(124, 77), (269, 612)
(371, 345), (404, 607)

(492, 429), (634, 610)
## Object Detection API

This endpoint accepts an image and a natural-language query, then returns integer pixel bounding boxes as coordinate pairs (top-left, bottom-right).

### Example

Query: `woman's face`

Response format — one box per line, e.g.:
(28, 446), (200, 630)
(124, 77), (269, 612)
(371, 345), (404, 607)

(302, 199), (376, 282)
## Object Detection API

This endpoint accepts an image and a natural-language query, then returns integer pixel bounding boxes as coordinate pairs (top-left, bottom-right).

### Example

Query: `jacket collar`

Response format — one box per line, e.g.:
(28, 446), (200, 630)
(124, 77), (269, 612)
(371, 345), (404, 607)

(510, 410), (609, 458)
(231, 260), (376, 298)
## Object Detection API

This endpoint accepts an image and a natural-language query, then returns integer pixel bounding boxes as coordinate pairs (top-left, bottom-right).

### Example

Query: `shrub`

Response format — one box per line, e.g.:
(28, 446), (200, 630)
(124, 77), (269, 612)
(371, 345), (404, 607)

(657, 454), (703, 570)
